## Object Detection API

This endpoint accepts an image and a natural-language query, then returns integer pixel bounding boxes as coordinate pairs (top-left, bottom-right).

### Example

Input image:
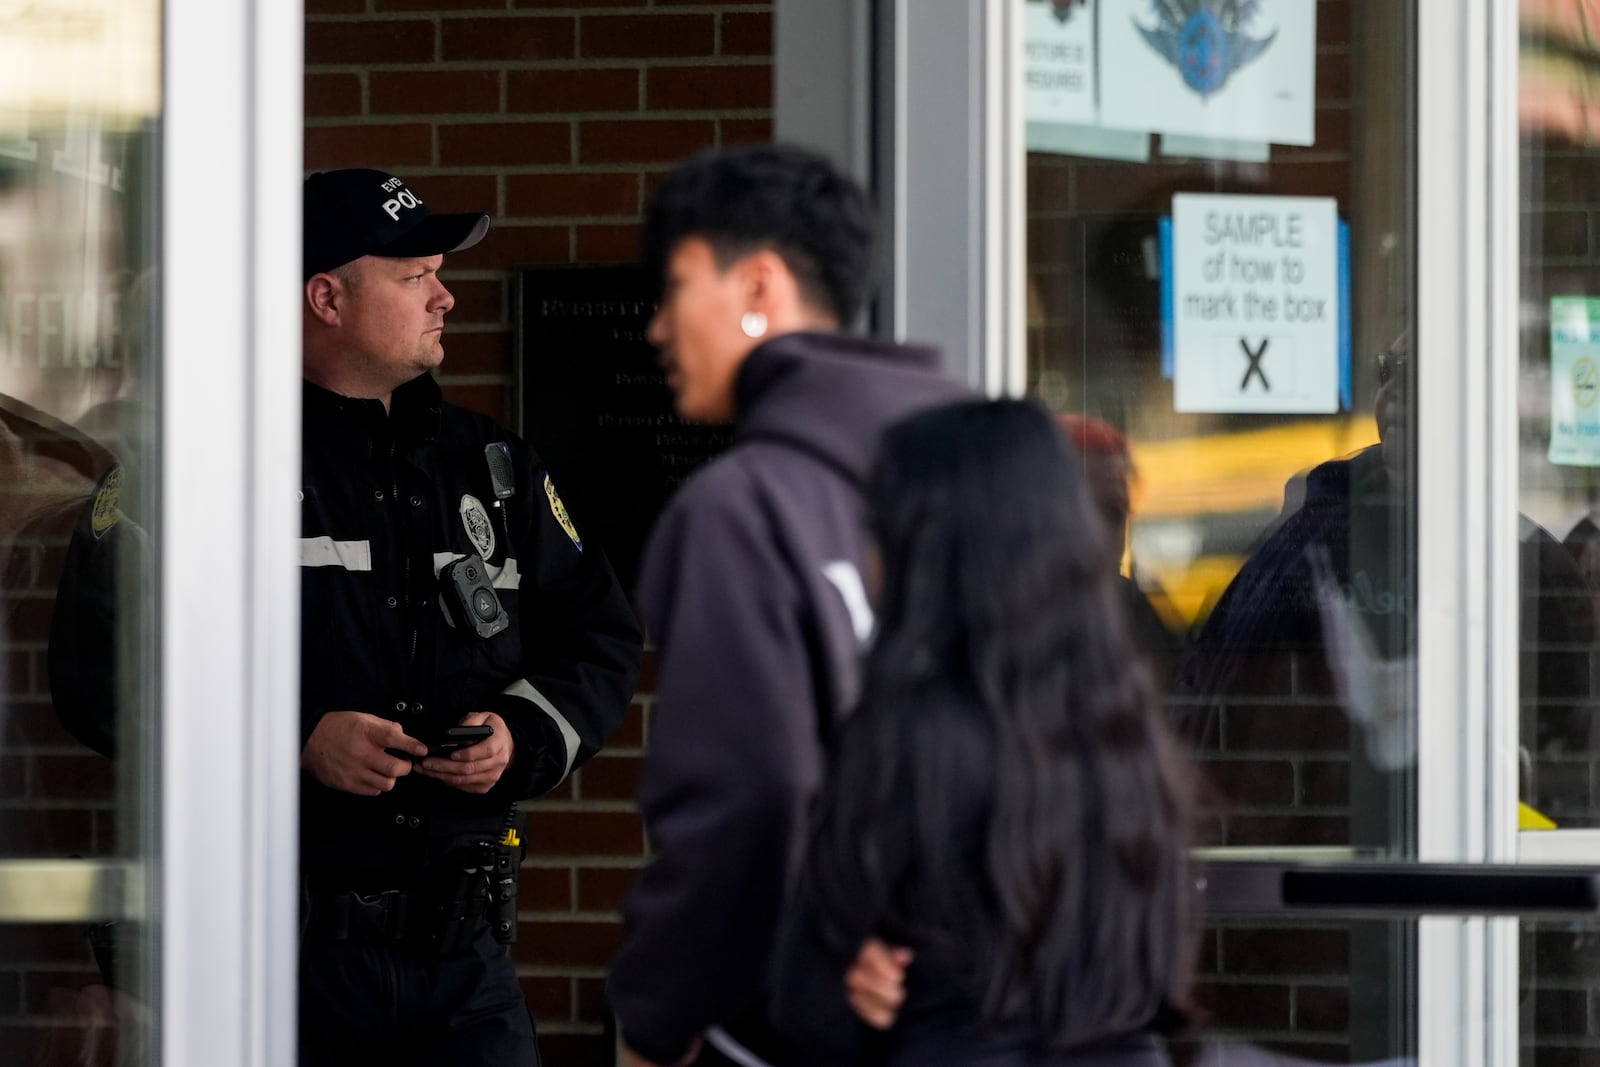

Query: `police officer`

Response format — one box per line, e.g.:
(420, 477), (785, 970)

(296, 169), (642, 1066)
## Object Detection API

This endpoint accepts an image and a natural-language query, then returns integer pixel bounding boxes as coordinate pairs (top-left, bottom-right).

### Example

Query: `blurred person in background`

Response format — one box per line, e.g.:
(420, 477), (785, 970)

(1058, 414), (1184, 685)
(772, 398), (1198, 1067)
(1177, 334), (1595, 822)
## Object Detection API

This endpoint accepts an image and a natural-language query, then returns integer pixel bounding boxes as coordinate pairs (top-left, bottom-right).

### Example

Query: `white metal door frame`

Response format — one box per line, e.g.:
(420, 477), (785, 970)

(162, 0), (302, 1063)
(1414, 0), (1524, 1057)
(776, 0), (1027, 394)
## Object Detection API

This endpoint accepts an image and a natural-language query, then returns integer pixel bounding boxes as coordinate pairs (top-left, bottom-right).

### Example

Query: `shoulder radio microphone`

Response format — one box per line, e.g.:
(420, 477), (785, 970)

(485, 442), (515, 500)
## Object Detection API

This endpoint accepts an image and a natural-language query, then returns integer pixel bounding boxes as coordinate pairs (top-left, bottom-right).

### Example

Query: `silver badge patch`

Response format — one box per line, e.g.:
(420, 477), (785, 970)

(460, 494), (495, 559)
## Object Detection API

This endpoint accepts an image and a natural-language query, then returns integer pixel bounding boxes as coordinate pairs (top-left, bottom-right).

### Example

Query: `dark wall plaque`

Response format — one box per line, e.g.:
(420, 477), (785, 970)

(516, 266), (730, 594)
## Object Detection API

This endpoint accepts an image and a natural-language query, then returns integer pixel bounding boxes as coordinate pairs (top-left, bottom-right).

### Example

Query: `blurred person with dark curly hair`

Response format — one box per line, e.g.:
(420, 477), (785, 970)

(607, 144), (966, 1067)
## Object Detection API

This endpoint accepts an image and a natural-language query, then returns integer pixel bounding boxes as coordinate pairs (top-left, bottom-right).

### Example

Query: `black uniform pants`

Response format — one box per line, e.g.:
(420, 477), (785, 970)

(298, 927), (539, 1067)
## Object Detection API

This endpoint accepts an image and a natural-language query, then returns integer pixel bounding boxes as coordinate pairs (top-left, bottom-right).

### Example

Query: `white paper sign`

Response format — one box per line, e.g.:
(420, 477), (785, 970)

(1549, 297), (1600, 467)
(1024, 1), (1096, 127)
(1171, 193), (1339, 414)
(1098, 0), (1317, 146)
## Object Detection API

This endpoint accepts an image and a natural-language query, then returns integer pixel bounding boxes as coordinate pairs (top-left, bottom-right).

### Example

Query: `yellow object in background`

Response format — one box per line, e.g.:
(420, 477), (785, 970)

(1520, 802), (1559, 831)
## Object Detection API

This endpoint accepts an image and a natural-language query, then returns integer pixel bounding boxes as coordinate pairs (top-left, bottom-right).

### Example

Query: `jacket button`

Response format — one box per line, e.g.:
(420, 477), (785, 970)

(373, 490), (385, 501)
(393, 814), (406, 826)
(413, 703), (424, 714)
(409, 495), (423, 508)
(386, 596), (398, 608)
(408, 817), (421, 829)
(395, 701), (408, 713)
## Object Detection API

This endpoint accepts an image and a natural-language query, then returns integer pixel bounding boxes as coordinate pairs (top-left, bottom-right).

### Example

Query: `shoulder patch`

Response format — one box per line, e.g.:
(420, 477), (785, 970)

(90, 467), (124, 540)
(544, 474), (582, 552)
(460, 494), (496, 559)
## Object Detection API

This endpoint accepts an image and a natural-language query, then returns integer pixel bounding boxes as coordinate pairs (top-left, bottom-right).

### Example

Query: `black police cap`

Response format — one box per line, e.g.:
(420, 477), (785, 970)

(303, 168), (490, 281)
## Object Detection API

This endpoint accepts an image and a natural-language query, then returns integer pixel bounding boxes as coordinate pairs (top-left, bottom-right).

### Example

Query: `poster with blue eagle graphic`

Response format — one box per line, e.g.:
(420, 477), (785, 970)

(1099, 0), (1316, 146)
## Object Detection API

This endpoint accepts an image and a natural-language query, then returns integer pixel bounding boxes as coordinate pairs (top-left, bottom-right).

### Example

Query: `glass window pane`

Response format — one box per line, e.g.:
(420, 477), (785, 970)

(1022, 0), (1417, 1054)
(0, 2), (161, 1061)
(1524, 918), (1600, 1065)
(1516, 0), (1600, 832)
(1024, 0), (1416, 857)
(1182, 918), (1415, 1063)
(1516, 0), (1600, 1036)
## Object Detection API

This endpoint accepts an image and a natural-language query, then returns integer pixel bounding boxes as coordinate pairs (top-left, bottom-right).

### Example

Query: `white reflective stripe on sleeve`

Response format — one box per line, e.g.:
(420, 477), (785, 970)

(503, 679), (581, 777)
(821, 560), (875, 644)
(705, 1028), (776, 1067)
(490, 558), (520, 590)
(298, 537), (372, 571)
(432, 551), (521, 589)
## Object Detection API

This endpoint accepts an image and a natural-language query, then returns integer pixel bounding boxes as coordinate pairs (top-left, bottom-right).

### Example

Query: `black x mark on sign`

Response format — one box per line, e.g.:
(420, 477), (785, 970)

(1240, 338), (1270, 392)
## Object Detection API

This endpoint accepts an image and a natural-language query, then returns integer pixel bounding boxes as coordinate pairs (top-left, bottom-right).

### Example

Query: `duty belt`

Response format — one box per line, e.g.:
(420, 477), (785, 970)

(301, 822), (524, 956)
(303, 889), (421, 946)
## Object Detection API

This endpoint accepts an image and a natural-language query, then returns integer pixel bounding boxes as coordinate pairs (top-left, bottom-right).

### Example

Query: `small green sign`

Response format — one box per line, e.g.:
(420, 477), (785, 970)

(1549, 296), (1600, 467)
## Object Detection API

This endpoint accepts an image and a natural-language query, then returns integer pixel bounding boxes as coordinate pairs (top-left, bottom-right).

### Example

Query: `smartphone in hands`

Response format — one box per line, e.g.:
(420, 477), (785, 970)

(430, 724), (493, 754)
(387, 723), (493, 761)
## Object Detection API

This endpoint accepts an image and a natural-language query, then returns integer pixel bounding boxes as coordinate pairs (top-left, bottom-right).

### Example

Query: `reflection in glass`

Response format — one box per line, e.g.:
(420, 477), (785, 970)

(1517, 8), (1600, 1057)
(1021, 0), (1417, 1056)
(0, 2), (161, 1062)
(1175, 920), (1415, 1067)
(1025, 0), (1416, 854)
(1518, 0), (1600, 839)
(1523, 920), (1600, 1065)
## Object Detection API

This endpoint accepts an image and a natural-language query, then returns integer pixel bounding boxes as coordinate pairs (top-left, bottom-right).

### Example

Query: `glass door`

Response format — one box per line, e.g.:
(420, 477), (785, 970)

(0, 6), (162, 1060)
(0, 1), (302, 1064)
(1001, 0), (1556, 1060)
(1018, 0), (1424, 1057)
(1515, 2), (1600, 1064)
(807, 0), (1574, 1058)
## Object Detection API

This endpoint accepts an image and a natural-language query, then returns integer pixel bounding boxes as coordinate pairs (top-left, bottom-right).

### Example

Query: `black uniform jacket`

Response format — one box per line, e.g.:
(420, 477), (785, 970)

(299, 374), (642, 875)
(607, 332), (967, 1066)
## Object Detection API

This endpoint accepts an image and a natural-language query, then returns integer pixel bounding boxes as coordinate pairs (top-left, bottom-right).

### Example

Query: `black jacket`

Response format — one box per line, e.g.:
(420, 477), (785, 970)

(607, 332), (966, 1066)
(772, 694), (1175, 1067)
(299, 374), (642, 874)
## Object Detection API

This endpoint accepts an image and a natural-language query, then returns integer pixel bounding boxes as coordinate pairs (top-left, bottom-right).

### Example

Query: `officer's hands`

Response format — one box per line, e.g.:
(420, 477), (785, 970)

(415, 711), (513, 794)
(301, 711), (427, 796)
(846, 937), (913, 1030)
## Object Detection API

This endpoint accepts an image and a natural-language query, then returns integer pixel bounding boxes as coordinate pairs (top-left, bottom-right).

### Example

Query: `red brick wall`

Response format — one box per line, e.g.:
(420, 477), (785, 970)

(305, 0), (774, 431)
(305, 4), (770, 1062)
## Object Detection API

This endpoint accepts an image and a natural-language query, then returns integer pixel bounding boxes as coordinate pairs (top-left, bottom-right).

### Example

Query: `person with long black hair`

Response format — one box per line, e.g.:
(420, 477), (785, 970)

(774, 398), (1198, 1067)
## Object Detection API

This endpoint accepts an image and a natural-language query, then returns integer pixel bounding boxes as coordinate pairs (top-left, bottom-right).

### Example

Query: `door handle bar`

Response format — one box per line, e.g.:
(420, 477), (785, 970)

(1202, 861), (1600, 918)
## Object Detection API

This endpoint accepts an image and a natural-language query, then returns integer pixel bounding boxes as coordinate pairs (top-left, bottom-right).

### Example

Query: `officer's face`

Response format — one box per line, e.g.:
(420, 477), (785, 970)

(336, 254), (456, 391)
(649, 238), (755, 424)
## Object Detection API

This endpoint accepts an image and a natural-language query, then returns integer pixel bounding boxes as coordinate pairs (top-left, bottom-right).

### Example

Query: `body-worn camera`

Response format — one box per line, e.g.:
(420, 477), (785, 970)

(440, 553), (509, 639)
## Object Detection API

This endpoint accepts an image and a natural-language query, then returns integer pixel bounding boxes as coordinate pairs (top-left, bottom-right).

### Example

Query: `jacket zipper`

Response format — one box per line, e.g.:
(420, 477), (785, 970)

(391, 441), (418, 669)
